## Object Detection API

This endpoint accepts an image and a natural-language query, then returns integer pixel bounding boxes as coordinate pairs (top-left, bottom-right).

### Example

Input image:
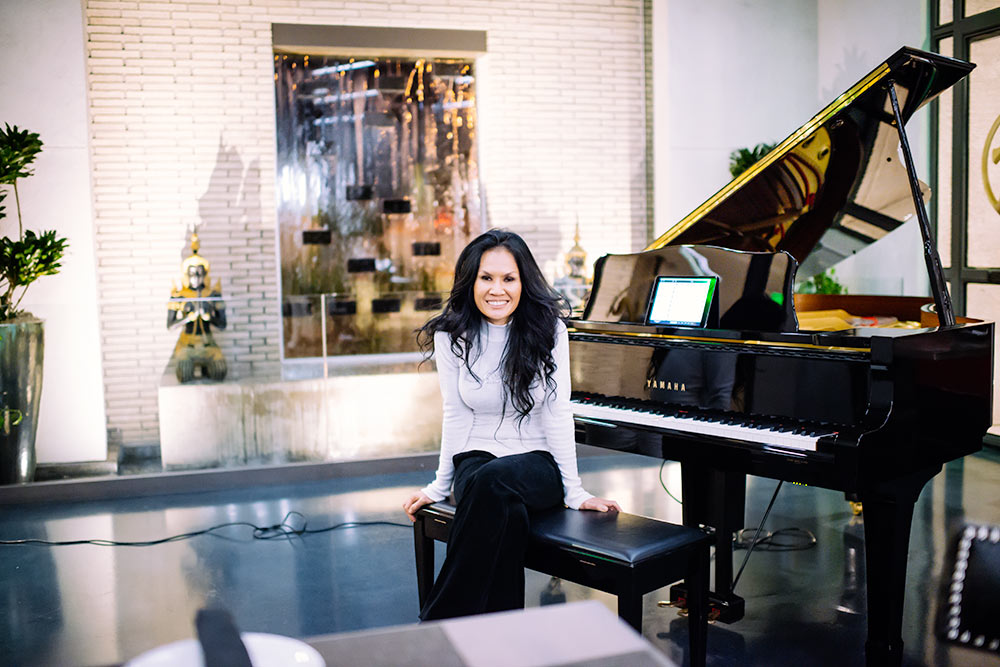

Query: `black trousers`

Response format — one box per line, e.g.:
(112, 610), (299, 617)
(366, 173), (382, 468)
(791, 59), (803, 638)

(418, 450), (564, 621)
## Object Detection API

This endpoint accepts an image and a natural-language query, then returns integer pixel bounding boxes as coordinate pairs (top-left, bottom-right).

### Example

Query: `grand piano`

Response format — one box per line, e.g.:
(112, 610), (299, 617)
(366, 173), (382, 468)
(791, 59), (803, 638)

(567, 47), (994, 666)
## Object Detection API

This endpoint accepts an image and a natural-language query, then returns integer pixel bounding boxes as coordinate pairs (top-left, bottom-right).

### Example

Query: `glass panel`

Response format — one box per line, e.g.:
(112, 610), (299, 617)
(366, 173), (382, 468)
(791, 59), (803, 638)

(966, 283), (1000, 431)
(940, 0), (954, 24)
(274, 54), (483, 358)
(965, 0), (1000, 16)
(967, 33), (1000, 268)
(937, 37), (954, 269)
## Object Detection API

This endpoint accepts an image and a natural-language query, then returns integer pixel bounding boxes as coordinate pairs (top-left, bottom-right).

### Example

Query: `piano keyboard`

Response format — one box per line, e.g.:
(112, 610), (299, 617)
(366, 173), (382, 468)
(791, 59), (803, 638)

(571, 393), (838, 453)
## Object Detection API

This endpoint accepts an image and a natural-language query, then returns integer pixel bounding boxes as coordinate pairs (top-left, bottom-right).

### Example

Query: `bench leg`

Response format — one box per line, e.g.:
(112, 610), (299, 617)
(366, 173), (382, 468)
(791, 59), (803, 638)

(685, 543), (710, 667)
(617, 584), (643, 633)
(413, 516), (435, 609)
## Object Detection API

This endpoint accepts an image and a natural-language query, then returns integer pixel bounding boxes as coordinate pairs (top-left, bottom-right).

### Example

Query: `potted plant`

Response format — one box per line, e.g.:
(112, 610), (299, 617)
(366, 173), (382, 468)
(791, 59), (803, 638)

(0, 124), (68, 483)
(796, 267), (848, 295)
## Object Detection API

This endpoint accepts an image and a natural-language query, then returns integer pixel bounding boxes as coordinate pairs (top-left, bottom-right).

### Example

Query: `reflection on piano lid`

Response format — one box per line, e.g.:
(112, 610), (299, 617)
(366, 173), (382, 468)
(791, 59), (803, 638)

(581, 48), (980, 335)
(645, 47), (973, 283)
(582, 245), (799, 333)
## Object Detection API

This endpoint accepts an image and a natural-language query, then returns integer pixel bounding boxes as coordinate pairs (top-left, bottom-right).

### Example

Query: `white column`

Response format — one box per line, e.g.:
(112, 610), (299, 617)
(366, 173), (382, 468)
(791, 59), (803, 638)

(0, 0), (108, 463)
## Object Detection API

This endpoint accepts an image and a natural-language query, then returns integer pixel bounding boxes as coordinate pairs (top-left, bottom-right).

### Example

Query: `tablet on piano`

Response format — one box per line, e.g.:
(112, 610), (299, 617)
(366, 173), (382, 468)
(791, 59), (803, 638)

(645, 275), (718, 328)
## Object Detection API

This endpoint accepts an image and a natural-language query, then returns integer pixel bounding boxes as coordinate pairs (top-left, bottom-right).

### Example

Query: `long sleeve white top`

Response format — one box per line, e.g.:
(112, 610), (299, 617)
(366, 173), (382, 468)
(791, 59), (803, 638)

(421, 320), (593, 510)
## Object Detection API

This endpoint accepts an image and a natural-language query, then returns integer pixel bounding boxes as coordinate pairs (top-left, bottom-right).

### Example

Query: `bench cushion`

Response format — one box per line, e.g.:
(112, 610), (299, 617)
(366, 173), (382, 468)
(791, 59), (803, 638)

(530, 508), (708, 565)
(419, 501), (707, 565)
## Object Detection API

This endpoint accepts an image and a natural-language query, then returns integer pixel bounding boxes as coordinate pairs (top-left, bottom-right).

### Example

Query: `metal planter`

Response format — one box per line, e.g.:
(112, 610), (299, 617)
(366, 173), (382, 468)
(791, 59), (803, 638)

(0, 318), (44, 484)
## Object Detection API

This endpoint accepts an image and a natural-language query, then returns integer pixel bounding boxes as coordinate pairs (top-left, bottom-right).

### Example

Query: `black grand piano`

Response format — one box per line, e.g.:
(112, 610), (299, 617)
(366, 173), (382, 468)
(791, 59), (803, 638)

(567, 47), (993, 666)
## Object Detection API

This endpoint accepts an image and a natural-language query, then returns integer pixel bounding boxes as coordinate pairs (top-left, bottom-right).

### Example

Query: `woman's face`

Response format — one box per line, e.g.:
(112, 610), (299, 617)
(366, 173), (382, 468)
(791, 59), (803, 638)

(474, 247), (522, 325)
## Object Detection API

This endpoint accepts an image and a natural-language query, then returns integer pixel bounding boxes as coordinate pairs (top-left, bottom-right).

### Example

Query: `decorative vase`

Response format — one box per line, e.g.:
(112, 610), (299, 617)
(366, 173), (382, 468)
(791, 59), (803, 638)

(0, 318), (44, 484)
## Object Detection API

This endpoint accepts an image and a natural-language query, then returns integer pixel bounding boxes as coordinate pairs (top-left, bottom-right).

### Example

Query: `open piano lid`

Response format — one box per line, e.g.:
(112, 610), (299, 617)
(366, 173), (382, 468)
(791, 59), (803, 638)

(647, 47), (974, 282)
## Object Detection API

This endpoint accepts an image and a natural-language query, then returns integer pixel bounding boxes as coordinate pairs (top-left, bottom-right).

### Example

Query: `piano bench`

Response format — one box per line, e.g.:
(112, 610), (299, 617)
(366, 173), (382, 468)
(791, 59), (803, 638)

(413, 501), (711, 666)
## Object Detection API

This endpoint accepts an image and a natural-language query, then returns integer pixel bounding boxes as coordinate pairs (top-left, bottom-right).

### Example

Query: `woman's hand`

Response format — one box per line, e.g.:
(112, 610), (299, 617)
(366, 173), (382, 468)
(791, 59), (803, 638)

(579, 496), (622, 513)
(403, 491), (435, 522)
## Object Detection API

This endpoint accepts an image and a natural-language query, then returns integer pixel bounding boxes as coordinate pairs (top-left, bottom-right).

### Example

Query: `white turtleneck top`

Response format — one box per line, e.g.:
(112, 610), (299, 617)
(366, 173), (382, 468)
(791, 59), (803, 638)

(421, 320), (593, 510)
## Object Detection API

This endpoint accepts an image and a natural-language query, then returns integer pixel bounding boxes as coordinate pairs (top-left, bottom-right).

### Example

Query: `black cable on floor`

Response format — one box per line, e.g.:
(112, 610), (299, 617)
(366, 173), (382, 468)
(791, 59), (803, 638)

(0, 511), (411, 547)
(735, 526), (816, 551)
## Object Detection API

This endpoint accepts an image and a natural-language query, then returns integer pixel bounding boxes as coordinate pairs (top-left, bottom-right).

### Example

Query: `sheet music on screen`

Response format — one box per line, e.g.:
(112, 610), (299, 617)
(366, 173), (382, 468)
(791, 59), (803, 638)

(645, 276), (717, 327)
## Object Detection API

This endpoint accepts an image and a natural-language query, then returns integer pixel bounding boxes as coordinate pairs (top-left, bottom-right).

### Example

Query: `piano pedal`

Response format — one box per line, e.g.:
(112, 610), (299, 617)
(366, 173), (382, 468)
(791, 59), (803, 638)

(669, 584), (745, 623)
(657, 597), (720, 623)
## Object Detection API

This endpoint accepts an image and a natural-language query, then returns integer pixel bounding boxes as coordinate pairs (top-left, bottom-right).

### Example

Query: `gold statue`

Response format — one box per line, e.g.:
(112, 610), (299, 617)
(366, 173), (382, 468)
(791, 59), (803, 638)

(555, 222), (590, 311)
(566, 223), (587, 280)
(167, 232), (227, 382)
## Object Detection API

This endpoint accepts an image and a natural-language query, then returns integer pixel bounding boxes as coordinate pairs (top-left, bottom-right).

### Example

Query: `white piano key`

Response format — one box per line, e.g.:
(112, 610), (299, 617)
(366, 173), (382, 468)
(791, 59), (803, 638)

(571, 400), (833, 452)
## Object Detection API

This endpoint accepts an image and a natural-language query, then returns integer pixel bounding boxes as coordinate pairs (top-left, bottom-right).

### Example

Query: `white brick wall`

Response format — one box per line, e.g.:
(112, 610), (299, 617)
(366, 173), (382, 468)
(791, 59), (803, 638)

(83, 0), (648, 446)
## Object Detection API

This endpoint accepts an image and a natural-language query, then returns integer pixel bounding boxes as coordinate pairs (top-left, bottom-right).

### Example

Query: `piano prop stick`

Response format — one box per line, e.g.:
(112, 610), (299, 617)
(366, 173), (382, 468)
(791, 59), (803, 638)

(567, 47), (993, 667)
(885, 78), (956, 327)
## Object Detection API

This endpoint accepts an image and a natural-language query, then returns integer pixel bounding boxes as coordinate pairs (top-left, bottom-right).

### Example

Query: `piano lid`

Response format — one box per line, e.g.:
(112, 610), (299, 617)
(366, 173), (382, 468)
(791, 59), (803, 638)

(647, 47), (975, 280)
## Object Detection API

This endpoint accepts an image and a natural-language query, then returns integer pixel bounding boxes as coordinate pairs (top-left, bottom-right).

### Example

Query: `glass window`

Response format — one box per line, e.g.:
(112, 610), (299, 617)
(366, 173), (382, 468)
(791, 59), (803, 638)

(940, 0), (954, 25)
(966, 33), (1000, 268)
(965, 0), (1000, 16)
(274, 54), (482, 357)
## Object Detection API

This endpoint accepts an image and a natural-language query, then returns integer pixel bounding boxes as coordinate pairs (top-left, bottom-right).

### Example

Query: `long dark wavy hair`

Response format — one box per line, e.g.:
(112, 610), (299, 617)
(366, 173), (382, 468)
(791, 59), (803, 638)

(418, 229), (568, 425)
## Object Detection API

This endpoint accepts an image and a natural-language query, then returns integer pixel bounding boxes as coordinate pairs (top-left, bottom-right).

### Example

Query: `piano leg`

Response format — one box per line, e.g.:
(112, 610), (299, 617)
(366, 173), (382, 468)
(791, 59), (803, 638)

(859, 465), (941, 667)
(673, 463), (747, 623)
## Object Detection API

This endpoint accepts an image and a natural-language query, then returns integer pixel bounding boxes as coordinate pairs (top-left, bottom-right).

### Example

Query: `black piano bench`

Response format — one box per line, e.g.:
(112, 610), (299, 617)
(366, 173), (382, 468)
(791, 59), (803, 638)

(413, 501), (712, 667)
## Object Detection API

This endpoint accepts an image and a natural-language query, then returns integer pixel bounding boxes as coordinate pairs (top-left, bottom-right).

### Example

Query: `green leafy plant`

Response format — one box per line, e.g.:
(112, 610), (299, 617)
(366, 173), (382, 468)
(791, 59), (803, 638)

(0, 124), (68, 320)
(2, 408), (23, 429)
(729, 142), (778, 178)
(282, 245), (345, 296)
(797, 268), (848, 295)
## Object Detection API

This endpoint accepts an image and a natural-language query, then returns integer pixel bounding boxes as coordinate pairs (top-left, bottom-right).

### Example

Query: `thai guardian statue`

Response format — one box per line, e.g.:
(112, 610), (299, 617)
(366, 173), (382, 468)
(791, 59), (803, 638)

(554, 223), (590, 311)
(167, 232), (227, 382)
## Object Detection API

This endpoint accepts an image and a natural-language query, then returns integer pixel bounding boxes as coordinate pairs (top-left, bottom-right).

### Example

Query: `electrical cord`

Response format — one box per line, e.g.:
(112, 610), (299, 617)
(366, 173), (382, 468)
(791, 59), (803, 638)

(735, 527), (816, 551)
(730, 481), (819, 592)
(654, 461), (816, 561)
(0, 511), (411, 547)
(732, 480), (783, 591)
(658, 459), (682, 504)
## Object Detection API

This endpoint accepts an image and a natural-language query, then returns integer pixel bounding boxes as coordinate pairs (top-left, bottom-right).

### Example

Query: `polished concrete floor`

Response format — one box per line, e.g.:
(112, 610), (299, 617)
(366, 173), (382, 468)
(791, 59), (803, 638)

(2, 449), (1000, 666)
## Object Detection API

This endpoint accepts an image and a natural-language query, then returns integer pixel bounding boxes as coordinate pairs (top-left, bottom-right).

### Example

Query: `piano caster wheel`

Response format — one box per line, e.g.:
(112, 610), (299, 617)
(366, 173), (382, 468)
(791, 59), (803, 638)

(850, 501), (863, 515)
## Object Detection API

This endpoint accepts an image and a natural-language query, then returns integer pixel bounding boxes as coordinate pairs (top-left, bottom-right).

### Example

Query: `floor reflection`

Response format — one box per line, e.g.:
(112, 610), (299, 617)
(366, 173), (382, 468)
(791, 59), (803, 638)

(1, 451), (1000, 666)
(835, 514), (865, 617)
(1, 521), (63, 665)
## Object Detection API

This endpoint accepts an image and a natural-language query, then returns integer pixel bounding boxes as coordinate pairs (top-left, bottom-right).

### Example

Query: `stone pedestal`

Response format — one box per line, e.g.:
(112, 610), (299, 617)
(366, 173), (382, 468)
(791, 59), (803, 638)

(157, 356), (442, 469)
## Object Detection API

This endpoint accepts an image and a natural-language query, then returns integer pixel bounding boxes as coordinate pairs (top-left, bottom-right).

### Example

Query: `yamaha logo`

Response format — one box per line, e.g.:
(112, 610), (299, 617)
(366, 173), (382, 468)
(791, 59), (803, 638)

(646, 379), (686, 391)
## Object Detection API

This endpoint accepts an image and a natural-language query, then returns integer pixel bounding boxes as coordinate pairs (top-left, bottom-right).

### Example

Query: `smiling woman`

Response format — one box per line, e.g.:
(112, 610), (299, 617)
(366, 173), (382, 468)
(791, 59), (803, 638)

(402, 229), (620, 621)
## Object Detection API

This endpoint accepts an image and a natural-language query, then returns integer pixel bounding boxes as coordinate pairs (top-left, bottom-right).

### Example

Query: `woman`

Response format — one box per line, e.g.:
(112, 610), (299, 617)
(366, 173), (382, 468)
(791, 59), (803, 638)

(402, 229), (620, 621)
